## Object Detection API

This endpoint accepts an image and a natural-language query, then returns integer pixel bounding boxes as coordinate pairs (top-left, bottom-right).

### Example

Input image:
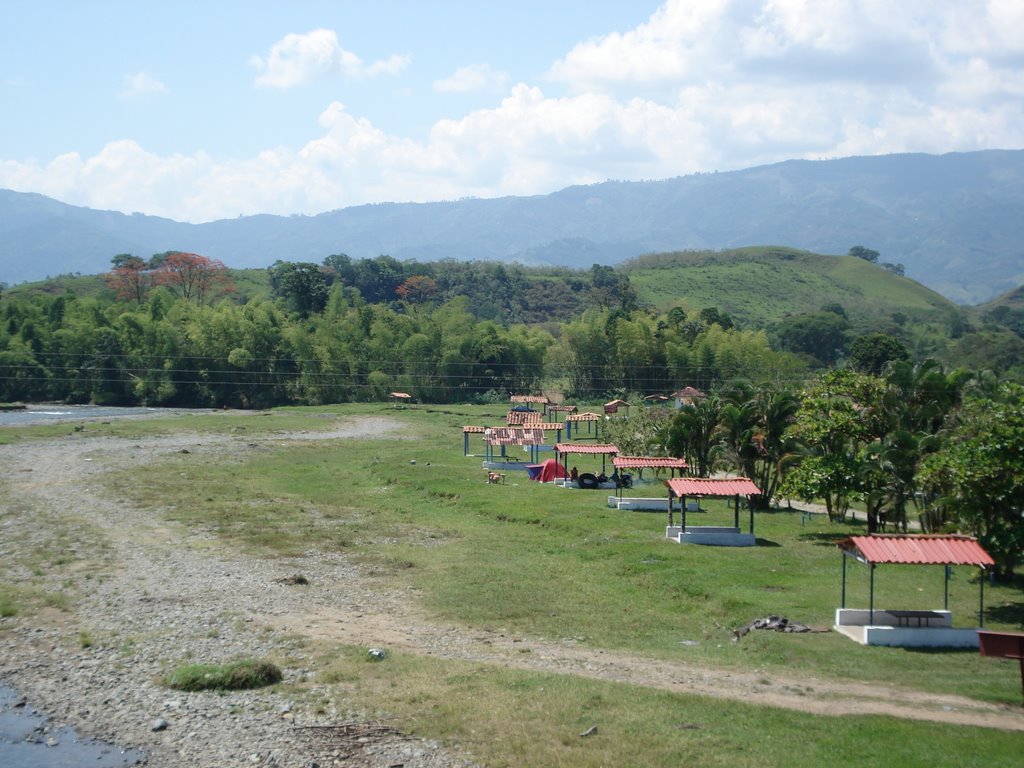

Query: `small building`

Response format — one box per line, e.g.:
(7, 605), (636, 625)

(671, 387), (706, 409)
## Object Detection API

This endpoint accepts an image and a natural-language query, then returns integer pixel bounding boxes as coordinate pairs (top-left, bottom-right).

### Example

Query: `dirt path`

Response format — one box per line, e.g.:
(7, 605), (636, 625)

(1, 419), (1021, 768)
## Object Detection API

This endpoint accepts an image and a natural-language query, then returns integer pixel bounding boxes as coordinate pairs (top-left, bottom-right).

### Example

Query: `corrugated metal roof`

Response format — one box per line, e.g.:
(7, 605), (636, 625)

(671, 387), (706, 399)
(548, 405), (578, 413)
(566, 412), (602, 421)
(507, 410), (543, 424)
(510, 395), (549, 403)
(840, 535), (995, 566)
(667, 477), (761, 497)
(554, 443), (620, 455)
(486, 427), (547, 446)
(614, 456), (688, 469)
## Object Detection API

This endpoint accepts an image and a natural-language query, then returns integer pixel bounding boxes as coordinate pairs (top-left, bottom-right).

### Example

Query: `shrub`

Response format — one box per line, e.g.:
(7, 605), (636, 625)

(162, 659), (283, 691)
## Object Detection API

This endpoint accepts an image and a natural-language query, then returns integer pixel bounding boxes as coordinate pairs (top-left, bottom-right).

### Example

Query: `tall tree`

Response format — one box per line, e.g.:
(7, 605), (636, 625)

(918, 383), (1024, 579)
(780, 369), (886, 521)
(151, 252), (234, 304)
(105, 254), (152, 304)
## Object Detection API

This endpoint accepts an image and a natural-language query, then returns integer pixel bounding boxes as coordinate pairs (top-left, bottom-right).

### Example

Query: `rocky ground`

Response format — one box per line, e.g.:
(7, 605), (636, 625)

(1, 416), (1021, 767)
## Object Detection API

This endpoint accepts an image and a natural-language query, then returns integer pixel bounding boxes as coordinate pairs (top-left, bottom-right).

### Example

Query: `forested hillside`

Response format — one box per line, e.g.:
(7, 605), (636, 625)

(2, 248), (1022, 409)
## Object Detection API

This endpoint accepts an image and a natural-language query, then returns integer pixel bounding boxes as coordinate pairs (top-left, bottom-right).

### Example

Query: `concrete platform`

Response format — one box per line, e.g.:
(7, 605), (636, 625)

(834, 608), (981, 648)
(607, 495), (669, 511)
(665, 525), (756, 547)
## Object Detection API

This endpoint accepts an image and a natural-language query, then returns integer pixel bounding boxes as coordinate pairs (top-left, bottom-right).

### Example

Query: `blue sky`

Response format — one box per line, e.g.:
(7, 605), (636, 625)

(1, 0), (1021, 222)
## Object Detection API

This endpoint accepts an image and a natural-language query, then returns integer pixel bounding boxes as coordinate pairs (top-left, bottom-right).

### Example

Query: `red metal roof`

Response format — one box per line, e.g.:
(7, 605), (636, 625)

(506, 410), (543, 424)
(511, 395), (549, 403)
(486, 427), (546, 446)
(554, 443), (620, 455)
(614, 456), (688, 470)
(666, 477), (761, 497)
(389, 392), (412, 399)
(566, 412), (602, 421)
(839, 535), (995, 567)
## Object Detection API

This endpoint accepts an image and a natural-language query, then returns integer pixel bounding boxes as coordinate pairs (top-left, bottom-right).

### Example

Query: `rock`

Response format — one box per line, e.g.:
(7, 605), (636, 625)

(367, 648), (388, 661)
(151, 717), (170, 731)
(579, 725), (598, 737)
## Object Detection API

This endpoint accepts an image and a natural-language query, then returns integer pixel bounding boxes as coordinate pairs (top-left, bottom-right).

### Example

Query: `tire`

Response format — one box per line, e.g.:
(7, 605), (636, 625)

(577, 472), (599, 489)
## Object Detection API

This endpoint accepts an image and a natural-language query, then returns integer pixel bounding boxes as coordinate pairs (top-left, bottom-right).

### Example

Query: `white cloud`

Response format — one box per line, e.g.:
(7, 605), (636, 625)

(119, 72), (168, 99)
(2, 2), (1022, 223)
(250, 28), (409, 88)
(434, 63), (509, 93)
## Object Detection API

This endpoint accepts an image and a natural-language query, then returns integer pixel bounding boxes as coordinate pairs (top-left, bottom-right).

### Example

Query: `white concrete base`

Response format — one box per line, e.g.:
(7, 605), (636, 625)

(608, 495), (669, 511)
(482, 460), (532, 471)
(834, 608), (980, 648)
(665, 525), (756, 547)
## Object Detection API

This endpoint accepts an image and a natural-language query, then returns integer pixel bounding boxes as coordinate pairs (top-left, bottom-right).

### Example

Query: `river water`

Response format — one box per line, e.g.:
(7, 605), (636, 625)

(0, 685), (146, 767)
(0, 404), (217, 427)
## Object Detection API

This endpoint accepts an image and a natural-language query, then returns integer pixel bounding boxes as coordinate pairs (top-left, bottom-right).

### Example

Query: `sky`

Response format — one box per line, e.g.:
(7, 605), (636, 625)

(1, 0), (1022, 223)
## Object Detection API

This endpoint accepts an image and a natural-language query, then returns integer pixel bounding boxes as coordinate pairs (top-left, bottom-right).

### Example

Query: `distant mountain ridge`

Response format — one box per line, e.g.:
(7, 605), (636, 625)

(2, 149), (1022, 304)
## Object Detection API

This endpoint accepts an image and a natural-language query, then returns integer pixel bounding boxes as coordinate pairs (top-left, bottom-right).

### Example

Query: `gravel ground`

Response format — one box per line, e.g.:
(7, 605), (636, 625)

(0, 418), (480, 768)
(2, 416), (1021, 768)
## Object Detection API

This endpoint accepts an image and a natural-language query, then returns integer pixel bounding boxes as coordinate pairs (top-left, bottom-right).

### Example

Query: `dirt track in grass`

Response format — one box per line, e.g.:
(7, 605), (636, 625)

(2, 417), (1022, 766)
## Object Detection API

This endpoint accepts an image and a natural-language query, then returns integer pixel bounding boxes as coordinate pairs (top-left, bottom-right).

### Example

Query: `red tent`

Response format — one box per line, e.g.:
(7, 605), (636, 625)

(530, 458), (570, 482)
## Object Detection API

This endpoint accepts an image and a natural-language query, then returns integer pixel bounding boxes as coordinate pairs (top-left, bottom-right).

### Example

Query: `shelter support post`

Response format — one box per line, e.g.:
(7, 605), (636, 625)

(681, 495), (687, 532)
(748, 496), (754, 535)
(733, 495), (739, 529)
(841, 552), (847, 608)
(944, 565), (950, 610)
(980, 569), (985, 628)
(869, 563), (875, 625)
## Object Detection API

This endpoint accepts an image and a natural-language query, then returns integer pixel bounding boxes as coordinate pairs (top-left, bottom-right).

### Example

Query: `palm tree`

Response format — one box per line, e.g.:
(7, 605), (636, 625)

(667, 395), (721, 477)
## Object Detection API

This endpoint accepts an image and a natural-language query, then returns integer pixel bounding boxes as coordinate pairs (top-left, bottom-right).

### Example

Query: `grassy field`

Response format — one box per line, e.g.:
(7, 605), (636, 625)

(623, 247), (957, 329)
(6, 404), (1024, 766)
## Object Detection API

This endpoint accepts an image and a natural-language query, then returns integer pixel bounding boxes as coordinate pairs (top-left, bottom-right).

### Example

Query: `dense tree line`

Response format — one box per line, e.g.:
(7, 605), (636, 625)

(2, 251), (1021, 577)
(0, 255), (806, 408)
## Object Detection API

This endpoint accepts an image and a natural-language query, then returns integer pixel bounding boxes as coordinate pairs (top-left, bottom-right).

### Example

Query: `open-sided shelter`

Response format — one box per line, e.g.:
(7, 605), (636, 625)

(665, 477), (762, 546)
(484, 427), (547, 466)
(554, 443), (619, 485)
(510, 394), (550, 414)
(607, 456), (689, 510)
(564, 412), (602, 440)
(835, 534), (995, 648)
(389, 391), (413, 407)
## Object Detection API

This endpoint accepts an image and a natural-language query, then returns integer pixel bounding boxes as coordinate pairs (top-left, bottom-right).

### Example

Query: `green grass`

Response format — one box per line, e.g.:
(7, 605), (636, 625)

(100, 405), (1024, 705)
(623, 247), (956, 328)
(305, 644), (1024, 768)
(11, 403), (1020, 766)
(162, 658), (283, 691)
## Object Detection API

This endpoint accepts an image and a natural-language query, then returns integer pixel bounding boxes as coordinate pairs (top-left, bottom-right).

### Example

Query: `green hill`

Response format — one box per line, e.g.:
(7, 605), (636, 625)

(623, 246), (959, 328)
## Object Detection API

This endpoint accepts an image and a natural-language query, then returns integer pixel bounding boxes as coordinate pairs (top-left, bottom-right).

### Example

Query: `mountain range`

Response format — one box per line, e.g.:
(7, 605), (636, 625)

(2, 149), (1022, 305)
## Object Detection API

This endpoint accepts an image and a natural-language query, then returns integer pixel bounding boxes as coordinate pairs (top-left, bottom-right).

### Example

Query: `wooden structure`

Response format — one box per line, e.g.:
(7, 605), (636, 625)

(603, 398), (630, 416)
